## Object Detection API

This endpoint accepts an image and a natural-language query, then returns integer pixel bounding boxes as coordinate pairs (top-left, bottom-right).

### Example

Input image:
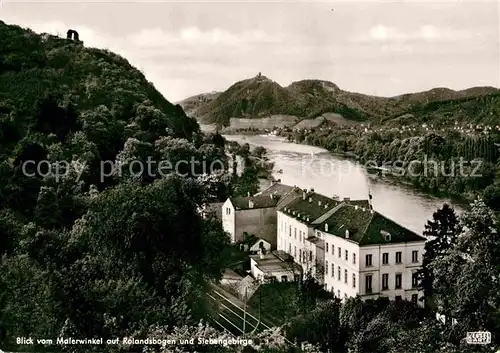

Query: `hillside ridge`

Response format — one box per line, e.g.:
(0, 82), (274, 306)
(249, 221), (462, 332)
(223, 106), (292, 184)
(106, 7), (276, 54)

(179, 74), (500, 127)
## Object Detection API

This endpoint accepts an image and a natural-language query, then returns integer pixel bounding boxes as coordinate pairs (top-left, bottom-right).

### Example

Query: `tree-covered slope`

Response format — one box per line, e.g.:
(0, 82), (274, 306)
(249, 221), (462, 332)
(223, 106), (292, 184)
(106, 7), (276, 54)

(0, 21), (239, 351)
(0, 20), (199, 145)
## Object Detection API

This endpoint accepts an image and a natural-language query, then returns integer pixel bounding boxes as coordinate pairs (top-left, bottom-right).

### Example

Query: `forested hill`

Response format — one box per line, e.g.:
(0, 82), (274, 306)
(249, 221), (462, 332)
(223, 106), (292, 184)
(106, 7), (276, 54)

(0, 20), (199, 143)
(180, 73), (500, 127)
(0, 21), (236, 351)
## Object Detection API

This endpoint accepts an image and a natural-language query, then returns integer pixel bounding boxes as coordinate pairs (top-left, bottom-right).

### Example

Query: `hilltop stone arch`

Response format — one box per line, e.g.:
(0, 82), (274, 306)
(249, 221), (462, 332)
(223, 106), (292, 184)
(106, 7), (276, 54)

(66, 29), (80, 41)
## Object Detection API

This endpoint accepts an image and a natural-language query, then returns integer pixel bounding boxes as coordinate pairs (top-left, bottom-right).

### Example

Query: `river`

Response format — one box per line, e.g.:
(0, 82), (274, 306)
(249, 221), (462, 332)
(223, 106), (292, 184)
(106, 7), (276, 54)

(224, 134), (466, 235)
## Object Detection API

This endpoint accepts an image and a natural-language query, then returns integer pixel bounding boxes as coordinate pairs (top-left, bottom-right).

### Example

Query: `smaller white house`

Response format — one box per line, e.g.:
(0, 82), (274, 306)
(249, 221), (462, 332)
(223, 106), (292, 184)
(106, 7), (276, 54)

(249, 238), (272, 255)
(250, 250), (302, 283)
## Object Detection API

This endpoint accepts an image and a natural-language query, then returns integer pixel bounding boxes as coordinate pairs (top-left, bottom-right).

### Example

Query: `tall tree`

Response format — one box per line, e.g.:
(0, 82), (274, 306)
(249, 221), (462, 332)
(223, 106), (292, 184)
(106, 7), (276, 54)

(450, 199), (500, 338)
(417, 203), (460, 307)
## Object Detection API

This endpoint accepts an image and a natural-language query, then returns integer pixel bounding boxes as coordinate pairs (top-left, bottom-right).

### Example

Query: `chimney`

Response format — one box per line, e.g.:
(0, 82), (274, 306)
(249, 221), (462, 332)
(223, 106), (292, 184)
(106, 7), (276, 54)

(249, 200), (254, 208)
(345, 229), (350, 239)
(302, 190), (307, 200)
(310, 187), (315, 192)
(325, 224), (329, 232)
(318, 200), (322, 206)
(343, 197), (350, 203)
(308, 197), (312, 203)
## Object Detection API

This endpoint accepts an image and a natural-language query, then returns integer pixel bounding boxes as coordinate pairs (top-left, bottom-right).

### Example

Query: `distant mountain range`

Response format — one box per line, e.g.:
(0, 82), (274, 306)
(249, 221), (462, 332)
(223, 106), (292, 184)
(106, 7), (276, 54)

(179, 73), (500, 128)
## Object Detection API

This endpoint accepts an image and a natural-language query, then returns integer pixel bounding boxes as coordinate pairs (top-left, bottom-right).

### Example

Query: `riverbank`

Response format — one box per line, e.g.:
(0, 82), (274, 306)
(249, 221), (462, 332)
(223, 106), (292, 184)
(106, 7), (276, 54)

(224, 134), (466, 234)
(282, 129), (498, 211)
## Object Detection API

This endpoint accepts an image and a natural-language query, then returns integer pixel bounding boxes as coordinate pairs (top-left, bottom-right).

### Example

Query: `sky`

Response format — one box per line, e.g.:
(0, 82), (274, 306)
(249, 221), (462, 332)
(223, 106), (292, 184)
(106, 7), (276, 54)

(1, 0), (499, 103)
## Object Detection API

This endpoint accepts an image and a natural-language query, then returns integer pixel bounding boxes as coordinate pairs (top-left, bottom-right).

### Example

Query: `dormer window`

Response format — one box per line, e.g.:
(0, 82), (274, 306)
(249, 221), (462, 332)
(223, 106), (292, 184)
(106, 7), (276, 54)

(381, 230), (391, 241)
(325, 224), (329, 232)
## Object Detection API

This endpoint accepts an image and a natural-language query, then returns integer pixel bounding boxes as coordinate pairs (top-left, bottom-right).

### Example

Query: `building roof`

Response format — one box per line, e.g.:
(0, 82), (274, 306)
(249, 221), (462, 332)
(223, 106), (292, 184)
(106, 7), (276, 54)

(250, 252), (302, 274)
(250, 238), (271, 249)
(222, 268), (244, 281)
(350, 199), (371, 208)
(257, 182), (295, 198)
(278, 190), (342, 225)
(230, 194), (280, 210)
(316, 204), (426, 245)
(230, 182), (296, 210)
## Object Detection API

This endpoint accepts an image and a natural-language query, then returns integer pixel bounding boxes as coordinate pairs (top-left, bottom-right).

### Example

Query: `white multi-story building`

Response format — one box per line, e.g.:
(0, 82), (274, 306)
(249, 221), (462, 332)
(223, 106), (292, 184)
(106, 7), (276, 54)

(277, 188), (426, 306)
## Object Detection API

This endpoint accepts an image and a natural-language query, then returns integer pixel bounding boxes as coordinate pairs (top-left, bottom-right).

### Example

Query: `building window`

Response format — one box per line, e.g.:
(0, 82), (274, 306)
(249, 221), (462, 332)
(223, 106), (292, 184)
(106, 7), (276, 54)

(344, 269), (348, 284)
(395, 251), (402, 264)
(382, 252), (389, 265)
(332, 245), (334, 255)
(294, 246), (297, 258)
(289, 225), (291, 237)
(411, 294), (418, 304)
(226, 208), (231, 215)
(337, 290), (340, 298)
(353, 253), (356, 265)
(331, 263), (335, 278)
(281, 276), (288, 282)
(395, 273), (402, 289)
(412, 250), (419, 263)
(365, 275), (373, 294)
(294, 228), (297, 239)
(395, 295), (402, 302)
(299, 233), (302, 242)
(325, 260), (329, 275)
(289, 244), (291, 254)
(337, 266), (341, 281)
(326, 242), (329, 253)
(382, 273), (389, 290)
(412, 272), (418, 288)
(309, 251), (313, 262)
(338, 247), (341, 258)
(352, 273), (356, 288)
(299, 249), (302, 263)
(294, 274), (300, 282)
(345, 250), (348, 261)
(366, 254), (372, 267)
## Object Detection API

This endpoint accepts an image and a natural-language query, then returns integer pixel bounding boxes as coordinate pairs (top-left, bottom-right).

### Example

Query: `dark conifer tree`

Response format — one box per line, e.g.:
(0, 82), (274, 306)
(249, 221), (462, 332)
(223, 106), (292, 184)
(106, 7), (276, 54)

(417, 203), (460, 306)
